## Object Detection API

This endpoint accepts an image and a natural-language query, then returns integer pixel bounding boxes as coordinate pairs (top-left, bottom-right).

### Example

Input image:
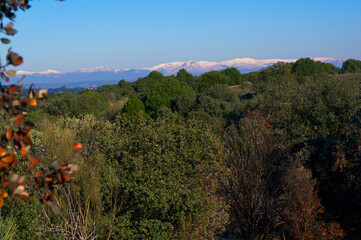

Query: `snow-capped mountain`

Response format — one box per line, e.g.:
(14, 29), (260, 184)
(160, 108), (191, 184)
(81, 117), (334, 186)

(144, 57), (345, 75)
(14, 67), (151, 88)
(17, 69), (61, 75)
(14, 57), (347, 88)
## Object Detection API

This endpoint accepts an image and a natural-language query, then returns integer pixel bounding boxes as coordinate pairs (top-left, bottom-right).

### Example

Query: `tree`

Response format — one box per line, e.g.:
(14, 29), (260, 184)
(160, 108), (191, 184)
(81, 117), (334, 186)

(176, 68), (193, 84)
(145, 77), (193, 116)
(44, 91), (106, 118)
(195, 70), (230, 92)
(193, 85), (240, 118)
(172, 95), (195, 117)
(105, 115), (228, 239)
(122, 96), (145, 116)
(96, 84), (123, 102)
(222, 110), (289, 239)
(223, 110), (344, 239)
(220, 67), (243, 85)
(117, 79), (136, 96)
(341, 59), (361, 73)
(283, 156), (343, 240)
(291, 58), (339, 76)
(133, 71), (165, 99)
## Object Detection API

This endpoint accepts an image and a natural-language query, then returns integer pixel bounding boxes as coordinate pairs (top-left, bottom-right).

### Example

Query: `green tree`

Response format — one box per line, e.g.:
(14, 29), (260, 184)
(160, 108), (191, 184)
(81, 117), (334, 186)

(106, 115), (228, 239)
(122, 96), (145, 116)
(341, 59), (361, 73)
(193, 85), (240, 118)
(96, 84), (124, 102)
(45, 90), (106, 118)
(195, 71), (230, 92)
(145, 77), (193, 116)
(220, 67), (244, 85)
(172, 95), (196, 117)
(134, 71), (166, 98)
(176, 68), (194, 84)
(292, 58), (339, 76)
(118, 79), (136, 96)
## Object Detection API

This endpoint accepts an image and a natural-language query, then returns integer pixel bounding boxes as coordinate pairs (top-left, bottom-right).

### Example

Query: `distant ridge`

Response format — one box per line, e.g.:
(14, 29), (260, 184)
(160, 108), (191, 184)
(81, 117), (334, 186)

(15, 57), (347, 88)
(143, 57), (345, 75)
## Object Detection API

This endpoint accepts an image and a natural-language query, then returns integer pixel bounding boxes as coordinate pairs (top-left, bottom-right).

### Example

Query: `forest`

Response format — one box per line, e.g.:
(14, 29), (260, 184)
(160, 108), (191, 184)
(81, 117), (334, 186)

(1, 1), (361, 239)
(0, 56), (360, 239)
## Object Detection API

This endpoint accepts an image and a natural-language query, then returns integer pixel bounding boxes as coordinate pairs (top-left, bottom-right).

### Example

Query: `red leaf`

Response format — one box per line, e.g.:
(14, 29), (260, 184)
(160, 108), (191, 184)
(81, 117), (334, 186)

(45, 177), (53, 183)
(13, 114), (25, 126)
(29, 158), (41, 171)
(2, 153), (15, 164)
(73, 142), (83, 152)
(63, 174), (72, 181)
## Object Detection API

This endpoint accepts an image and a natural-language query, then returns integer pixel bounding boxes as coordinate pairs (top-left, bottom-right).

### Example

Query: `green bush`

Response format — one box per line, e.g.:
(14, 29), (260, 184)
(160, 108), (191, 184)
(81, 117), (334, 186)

(195, 71), (231, 92)
(292, 57), (339, 76)
(0, 216), (17, 240)
(106, 115), (228, 239)
(341, 59), (361, 73)
(145, 78), (193, 116)
(44, 91), (106, 118)
(122, 96), (145, 116)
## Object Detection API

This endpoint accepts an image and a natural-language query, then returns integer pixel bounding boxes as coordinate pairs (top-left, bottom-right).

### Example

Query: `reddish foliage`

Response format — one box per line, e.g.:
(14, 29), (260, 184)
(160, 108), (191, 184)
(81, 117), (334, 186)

(284, 166), (344, 240)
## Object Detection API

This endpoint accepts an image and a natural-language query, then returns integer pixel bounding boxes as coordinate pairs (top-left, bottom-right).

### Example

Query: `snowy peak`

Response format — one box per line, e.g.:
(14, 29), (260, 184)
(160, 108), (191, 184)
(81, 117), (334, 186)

(16, 69), (61, 75)
(144, 57), (346, 75)
(144, 60), (222, 75)
(78, 67), (114, 73)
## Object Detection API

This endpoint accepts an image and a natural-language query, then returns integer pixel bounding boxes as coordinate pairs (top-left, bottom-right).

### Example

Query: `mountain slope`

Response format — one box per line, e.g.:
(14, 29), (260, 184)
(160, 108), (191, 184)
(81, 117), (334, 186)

(144, 57), (345, 75)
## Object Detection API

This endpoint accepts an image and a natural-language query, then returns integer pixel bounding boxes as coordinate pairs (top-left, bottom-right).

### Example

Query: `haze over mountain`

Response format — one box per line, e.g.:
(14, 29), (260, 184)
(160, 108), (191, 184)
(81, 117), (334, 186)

(16, 57), (346, 88)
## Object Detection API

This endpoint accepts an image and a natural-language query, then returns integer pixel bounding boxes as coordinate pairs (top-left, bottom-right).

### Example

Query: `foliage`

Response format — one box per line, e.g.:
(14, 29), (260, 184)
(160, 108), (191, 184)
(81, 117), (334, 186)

(1, 8), (358, 238)
(223, 110), (345, 239)
(96, 84), (124, 102)
(0, 215), (17, 240)
(0, 2), (81, 238)
(341, 58), (361, 73)
(105, 115), (228, 239)
(144, 77), (193, 116)
(117, 80), (136, 96)
(222, 110), (290, 239)
(252, 74), (361, 146)
(0, 84), (80, 215)
(220, 67), (244, 85)
(292, 57), (339, 76)
(283, 158), (343, 239)
(122, 96), (145, 116)
(44, 91), (106, 118)
(172, 95), (195, 117)
(133, 71), (166, 98)
(32, 116), (119, 239)
(195, 70), (230, 92)
(176, 68), (193, 84)
(193, 85), (240, 119)
(305, 131), (361, 238)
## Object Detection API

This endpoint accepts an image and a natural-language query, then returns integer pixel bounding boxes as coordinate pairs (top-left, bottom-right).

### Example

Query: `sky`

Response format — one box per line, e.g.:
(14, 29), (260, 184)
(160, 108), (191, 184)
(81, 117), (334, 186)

(4, 0), (361, 72)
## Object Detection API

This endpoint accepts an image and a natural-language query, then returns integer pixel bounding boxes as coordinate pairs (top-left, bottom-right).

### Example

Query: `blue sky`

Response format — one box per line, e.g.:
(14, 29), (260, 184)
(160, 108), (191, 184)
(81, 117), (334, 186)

(5, 0), (361, 72)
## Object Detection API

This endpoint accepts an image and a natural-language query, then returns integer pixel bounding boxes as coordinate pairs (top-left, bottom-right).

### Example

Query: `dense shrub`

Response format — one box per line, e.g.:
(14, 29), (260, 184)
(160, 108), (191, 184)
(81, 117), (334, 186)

(45, 91), (106, 118)
(195, 71), (231, 92)
(341, 59), (361, 73)
(292, 57), (339, 76)
(105, 115), (228, 239)
(122, 96), (145, 116)
(145, 78), (193, 116)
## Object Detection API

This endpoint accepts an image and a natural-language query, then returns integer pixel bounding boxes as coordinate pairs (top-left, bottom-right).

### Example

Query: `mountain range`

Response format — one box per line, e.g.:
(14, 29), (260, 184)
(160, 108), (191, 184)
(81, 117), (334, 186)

(14, 57), (346, 88)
